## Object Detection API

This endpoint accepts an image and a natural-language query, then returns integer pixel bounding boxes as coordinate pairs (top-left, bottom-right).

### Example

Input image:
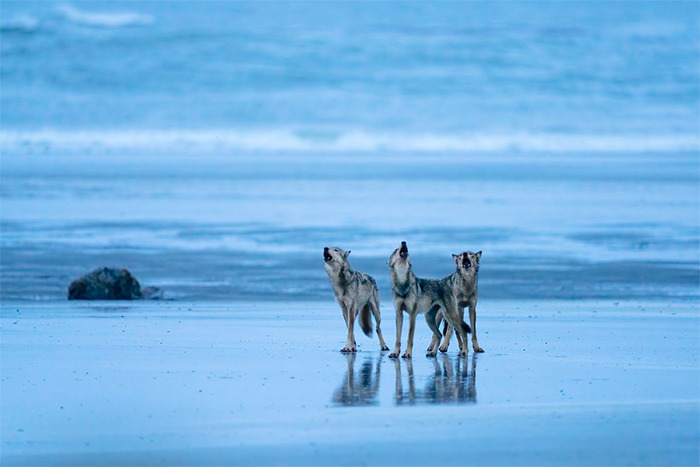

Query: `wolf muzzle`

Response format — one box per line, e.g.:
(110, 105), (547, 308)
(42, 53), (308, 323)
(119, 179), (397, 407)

(399, 241), (408, 259)
(323, 247), (332, 262)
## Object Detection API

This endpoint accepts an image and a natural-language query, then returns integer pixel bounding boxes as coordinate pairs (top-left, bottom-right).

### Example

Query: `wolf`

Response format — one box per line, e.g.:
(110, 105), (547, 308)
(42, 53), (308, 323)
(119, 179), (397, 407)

(387, 241), (471, 358)
(323, 247), (389, 352)
(431, 251), (485, 353)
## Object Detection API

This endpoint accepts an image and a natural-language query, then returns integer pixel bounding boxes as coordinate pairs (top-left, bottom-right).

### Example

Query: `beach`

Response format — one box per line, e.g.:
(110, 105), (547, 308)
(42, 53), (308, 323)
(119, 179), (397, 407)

(2, 147), (699, 465)
(1, 300), (698, 466)
(1, 1), (699, 465)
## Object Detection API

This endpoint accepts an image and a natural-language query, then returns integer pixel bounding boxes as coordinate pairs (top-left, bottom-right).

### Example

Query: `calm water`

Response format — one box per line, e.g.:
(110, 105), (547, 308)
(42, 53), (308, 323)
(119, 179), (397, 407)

(1, 1), (698, 301)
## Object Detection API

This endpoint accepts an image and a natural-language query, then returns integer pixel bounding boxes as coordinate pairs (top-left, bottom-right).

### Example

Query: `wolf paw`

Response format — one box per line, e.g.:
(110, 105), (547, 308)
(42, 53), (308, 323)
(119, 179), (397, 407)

(474, 346), (485, 353)
(389, 352), (399, 358)
(439, 345), (449, 353)
(381, 345), (390, 351)
(341, 347), (357, 353)
(459, 350), (468, 357)
(401, 352), (412, 359)
(426, 351), (437, 358)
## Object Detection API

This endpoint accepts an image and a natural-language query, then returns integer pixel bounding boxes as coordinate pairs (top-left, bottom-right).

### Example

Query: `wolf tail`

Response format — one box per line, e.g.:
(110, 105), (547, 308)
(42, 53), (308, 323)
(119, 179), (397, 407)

(359, 303), (373, 337)
(461, 320), (472, 334)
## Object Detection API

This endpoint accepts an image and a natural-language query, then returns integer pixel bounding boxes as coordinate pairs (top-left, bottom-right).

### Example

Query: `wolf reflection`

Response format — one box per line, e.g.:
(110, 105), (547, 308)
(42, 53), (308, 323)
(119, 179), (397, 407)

(333, 353), (477, 406)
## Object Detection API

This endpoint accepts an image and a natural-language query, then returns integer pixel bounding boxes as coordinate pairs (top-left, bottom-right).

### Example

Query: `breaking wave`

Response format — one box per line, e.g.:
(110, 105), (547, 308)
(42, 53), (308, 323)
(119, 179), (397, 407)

(57, 4), (153, 28)
(1, 129), (698, 154)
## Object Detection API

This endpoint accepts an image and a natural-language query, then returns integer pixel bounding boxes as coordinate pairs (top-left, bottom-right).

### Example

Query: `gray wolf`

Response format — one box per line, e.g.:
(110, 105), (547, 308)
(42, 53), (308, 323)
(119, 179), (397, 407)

(387, 241), (471, 358)
(323, 246), (389, 352)
(432, 251), (484, 353)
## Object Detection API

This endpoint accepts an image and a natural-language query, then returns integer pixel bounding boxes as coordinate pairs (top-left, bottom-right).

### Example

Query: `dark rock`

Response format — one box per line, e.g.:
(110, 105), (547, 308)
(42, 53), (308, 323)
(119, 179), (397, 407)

(68, 267), (145, 300)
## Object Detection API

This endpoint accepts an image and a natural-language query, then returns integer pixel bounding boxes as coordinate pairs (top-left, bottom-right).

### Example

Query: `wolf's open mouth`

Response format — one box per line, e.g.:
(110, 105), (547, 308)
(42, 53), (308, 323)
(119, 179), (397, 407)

(399, 242), (408, 259)
(462, 258), (471, 269)
(323, 248), (332, 262)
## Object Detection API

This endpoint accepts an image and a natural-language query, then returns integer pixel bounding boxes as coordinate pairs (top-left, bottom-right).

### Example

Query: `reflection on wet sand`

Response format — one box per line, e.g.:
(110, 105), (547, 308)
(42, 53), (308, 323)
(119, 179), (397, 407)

(332, 353), (382, 406)
(332, 353), (477, 406)
(395, 354), (477, 405)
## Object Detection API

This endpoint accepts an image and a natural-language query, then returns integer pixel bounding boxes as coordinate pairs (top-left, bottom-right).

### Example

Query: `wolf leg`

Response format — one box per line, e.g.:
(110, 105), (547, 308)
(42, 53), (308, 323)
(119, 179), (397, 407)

(443, 306), (466, 352)
(342, 305), (357, 352)
(339, 302), (352, 351)
(389, 305), (403, 358)
(370, 293), (389, 351)
(429, 313), (443, 351)
(455, 305), (466, 352)
(469, 300), (484, 352)
(443, 301), (469, 357)
(424, 305), (442, 357)
(439, 322), (453, 353)
(440, 304), (463, 352)
(402, 312), (417, 359)
(455, 331), (464, 352)
(339, 301), (349, 326)
(455, 324), (469, 357)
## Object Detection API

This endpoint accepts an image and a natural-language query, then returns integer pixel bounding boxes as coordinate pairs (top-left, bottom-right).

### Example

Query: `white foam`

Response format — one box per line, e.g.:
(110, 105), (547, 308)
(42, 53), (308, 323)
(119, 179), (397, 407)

(58, 4), (153, 28)
(1, 129), (698, 154)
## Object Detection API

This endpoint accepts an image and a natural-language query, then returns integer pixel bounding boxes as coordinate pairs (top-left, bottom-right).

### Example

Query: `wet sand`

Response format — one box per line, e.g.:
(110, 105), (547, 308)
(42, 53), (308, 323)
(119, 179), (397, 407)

(2, 299), (698, 466)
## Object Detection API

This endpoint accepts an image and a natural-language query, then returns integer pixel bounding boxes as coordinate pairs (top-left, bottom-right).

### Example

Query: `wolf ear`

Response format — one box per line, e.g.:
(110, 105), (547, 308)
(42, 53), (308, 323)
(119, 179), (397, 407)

(475, 251), (482, 262)
(344, 250), (351, 259)
(452, 253), (460, 263)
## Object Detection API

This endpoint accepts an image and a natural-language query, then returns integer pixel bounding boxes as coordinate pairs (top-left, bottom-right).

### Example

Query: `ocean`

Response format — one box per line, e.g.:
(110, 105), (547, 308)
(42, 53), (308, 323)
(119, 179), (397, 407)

(1, 1), (698, 301)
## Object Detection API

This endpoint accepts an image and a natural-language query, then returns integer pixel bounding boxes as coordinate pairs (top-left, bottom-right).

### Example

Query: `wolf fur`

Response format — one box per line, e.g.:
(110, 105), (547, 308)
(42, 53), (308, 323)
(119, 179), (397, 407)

(387, 241), (471, 358)
(324, 247), (389, 352)
(431, 251), (485, 353)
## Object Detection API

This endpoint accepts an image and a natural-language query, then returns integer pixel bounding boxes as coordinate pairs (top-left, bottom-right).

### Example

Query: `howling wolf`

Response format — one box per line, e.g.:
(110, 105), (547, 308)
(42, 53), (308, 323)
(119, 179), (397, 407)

(324, 246), (389, 352)
(431, 251), (485, 354)
(387, 241), (471, 358)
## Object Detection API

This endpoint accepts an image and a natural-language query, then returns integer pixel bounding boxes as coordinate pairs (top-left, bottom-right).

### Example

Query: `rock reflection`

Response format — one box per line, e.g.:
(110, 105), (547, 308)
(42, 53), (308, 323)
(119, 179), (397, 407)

(332, 352), (477, 407)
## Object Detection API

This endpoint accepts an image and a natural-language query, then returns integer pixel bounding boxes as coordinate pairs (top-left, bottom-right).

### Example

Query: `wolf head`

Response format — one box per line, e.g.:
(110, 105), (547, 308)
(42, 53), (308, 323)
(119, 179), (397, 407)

(388, 241), (411, 270)
(324, 246), (351, 274)
(452, 251), (482, 277)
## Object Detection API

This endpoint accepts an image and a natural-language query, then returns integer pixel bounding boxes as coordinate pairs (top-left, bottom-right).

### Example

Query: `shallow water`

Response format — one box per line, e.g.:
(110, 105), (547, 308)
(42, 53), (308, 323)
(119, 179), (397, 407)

(1, 150), (698, 301)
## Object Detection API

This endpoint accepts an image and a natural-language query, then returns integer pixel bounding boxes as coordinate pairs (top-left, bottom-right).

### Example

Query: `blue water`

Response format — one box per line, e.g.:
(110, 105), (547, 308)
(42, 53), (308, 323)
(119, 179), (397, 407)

(1, 1), (699, 301)
(1, 1), (698, 142)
